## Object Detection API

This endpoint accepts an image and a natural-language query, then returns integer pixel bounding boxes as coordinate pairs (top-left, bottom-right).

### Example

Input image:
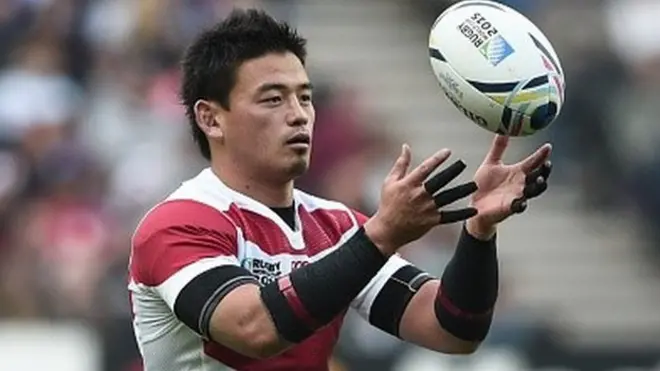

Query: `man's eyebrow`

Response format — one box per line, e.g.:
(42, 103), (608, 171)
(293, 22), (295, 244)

(256, 82), (314, 93)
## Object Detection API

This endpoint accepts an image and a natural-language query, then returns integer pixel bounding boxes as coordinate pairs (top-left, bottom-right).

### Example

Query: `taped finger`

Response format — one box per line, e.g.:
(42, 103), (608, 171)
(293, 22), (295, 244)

(433, 181), (478, 208)
(424, 160), (466, 195)
(439, 207), (478, 224)
(510, 198), (527, 214)
(524, 181), (548, 199)
(525, 161), (552, 185)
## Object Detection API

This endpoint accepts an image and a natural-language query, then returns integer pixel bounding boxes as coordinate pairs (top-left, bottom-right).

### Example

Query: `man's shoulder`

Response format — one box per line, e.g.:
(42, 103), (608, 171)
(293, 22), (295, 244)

(134, 199), (235, 239)
(129, 172), (242, 287)
(133, 169), (238, 243)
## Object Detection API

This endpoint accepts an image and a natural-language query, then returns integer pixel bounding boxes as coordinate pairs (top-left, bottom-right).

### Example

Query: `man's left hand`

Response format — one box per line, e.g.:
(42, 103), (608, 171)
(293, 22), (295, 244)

(467, 135), (552, 240)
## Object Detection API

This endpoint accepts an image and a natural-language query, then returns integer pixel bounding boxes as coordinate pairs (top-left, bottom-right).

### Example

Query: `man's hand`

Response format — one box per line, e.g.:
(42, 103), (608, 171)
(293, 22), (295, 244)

(467, 135), (552, 239)
(365, 144), (479, 255)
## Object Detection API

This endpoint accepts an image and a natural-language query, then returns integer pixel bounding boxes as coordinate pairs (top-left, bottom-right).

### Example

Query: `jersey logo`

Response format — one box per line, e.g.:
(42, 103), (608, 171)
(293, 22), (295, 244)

(241, 258), (282, 285)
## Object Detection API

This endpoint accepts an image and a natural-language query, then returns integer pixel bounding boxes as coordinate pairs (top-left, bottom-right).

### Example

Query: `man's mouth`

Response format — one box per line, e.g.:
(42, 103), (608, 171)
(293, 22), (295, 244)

(286, 133), (311, 146)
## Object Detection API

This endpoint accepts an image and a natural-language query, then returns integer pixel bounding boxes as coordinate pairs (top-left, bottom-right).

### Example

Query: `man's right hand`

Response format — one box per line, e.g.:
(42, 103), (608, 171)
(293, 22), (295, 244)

(364, 144), (478, 256)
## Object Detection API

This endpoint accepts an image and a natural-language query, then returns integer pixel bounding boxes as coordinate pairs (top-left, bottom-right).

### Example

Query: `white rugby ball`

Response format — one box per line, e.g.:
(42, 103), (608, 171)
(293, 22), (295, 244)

(429, 0), (565, 136)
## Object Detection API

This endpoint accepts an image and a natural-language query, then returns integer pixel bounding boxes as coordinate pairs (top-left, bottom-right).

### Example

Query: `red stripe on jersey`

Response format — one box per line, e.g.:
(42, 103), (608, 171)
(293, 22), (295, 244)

(130, 200), (238, 286)
(227, 206), (298, 254)
(300, 208), (355, 253)
(351, 209), (369, 226)
(278, 276), (320, 329)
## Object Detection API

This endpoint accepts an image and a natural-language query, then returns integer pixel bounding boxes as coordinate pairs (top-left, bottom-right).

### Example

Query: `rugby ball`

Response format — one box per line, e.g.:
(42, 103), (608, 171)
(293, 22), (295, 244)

(428, 0), (565, 136)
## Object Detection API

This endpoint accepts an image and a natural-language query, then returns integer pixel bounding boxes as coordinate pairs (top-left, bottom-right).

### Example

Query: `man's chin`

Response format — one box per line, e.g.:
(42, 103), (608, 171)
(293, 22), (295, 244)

(287, 160), (309, 179)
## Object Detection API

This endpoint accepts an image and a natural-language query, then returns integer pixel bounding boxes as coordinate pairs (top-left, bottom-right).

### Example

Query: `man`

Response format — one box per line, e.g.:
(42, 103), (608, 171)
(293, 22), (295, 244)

(128, 9), (553, 371)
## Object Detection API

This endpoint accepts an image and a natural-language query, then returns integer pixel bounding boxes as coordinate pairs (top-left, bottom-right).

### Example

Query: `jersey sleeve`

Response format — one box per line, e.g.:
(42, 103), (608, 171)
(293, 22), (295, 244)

(130, 200), (245, 310)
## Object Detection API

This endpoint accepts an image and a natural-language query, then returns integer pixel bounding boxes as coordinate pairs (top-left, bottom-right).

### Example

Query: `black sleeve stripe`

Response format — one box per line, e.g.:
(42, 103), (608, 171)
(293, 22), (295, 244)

(173, 265), (258, 338)
(368, 265), (435, 338)
(198, 275), (259, 339)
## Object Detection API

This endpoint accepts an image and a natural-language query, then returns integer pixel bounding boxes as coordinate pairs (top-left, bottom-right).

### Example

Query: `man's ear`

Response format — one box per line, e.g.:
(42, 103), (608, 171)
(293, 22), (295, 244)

(194, 100), (225, 140)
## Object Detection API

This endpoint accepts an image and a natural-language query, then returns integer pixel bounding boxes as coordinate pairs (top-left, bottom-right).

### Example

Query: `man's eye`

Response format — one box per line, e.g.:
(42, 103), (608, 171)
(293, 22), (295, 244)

(263, 96), (282, 104)
(300, 94), (312, 103)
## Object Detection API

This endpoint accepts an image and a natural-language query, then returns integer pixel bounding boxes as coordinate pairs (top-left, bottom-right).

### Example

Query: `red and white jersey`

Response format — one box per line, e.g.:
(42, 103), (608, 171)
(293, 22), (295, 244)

(128, 168), (411, 371)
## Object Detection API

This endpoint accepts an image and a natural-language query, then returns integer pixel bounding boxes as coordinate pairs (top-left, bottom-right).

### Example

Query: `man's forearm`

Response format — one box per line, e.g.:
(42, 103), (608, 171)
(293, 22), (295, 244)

(259, 226), (388, 343)
(433, 223), (499, 341)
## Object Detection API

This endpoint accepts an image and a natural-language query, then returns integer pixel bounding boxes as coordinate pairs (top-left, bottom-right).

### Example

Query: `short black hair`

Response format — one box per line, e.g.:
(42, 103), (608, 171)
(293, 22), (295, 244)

(180, 8), (308, 160)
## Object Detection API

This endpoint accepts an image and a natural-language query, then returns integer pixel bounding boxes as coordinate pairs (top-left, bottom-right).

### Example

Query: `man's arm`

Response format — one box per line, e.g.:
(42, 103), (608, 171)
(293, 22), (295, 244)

(201, 225), (390, 359)
(350, 213), (498, 354)
(401, 219), (498, 353)
(351, 136), (551, 353)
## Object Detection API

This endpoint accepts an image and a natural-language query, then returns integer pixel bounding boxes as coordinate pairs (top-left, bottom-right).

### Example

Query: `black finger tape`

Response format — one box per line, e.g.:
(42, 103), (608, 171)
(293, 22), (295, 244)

(434, 182), (478, 208)
(439, 208), (478, 224)
(424, 160), (466, 195)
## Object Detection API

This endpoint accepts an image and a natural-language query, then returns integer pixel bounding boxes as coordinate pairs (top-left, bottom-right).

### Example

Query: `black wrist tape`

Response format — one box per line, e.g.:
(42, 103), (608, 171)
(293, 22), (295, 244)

(260, 227), (387, 343)
(434, 224), (498, 341)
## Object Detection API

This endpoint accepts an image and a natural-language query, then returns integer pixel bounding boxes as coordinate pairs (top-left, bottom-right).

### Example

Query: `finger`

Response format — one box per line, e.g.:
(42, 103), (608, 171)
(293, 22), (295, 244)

(540, 160), (552, 180)
(387, 144), (412, 181)
(524, 179), (548, 199)
(525, 161), (553, 184)
(518, 143), (552, 173)
(484, 135), (509, 164)
(510, 198), (527, 214)
(423, 160), (467, 195)
(406, 148), (452, 184)
(433, 181), (478, 208)
(439, 207), (478, 224)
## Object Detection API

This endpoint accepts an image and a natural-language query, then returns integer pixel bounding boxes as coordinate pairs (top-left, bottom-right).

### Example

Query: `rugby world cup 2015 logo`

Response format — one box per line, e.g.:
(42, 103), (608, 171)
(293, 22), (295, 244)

(480, 35), (515, 66)
(458, 12), (515, 66)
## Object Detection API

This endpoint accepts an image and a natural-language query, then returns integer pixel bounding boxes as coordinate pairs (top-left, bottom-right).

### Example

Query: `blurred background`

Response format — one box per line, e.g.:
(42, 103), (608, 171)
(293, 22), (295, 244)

(0, 0), (659, 370)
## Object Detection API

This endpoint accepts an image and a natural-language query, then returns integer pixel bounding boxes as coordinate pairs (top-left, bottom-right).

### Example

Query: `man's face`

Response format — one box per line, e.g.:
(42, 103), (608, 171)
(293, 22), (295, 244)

(220, 52), (315, 182)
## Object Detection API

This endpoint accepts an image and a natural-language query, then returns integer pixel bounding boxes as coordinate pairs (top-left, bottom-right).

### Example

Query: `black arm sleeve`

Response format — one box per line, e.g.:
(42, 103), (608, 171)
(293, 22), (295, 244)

(261, 226), (388, 343)
(174, 266), (259, 339)
(434, 224), (499, 341)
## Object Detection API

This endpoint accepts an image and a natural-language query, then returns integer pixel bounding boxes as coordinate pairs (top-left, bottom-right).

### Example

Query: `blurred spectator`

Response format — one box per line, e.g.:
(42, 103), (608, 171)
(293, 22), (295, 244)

(603, 0), (660, 257)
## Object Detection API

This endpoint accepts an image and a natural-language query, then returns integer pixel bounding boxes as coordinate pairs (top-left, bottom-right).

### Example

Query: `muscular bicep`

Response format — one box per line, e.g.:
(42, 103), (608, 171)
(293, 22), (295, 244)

(208, 282), (288, 358)
(171, 264), (258, 338)
(172, 264), (285, 358)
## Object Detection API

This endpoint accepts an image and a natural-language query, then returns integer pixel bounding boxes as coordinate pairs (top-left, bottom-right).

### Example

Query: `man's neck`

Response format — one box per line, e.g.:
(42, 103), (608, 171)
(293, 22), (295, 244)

(211, 162), (294, 208)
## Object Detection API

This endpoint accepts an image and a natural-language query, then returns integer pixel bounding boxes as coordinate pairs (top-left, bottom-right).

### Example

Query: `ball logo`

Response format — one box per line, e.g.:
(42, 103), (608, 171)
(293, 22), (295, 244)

(440, 83), (489, 129)
(458, 12), (514, 66)
(438, 72), (464, 100)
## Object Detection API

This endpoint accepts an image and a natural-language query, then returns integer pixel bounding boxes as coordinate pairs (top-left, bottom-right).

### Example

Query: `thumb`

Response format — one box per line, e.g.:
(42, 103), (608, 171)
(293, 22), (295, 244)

(484, 135), (509, 164)
(387, 144), (411, 181)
